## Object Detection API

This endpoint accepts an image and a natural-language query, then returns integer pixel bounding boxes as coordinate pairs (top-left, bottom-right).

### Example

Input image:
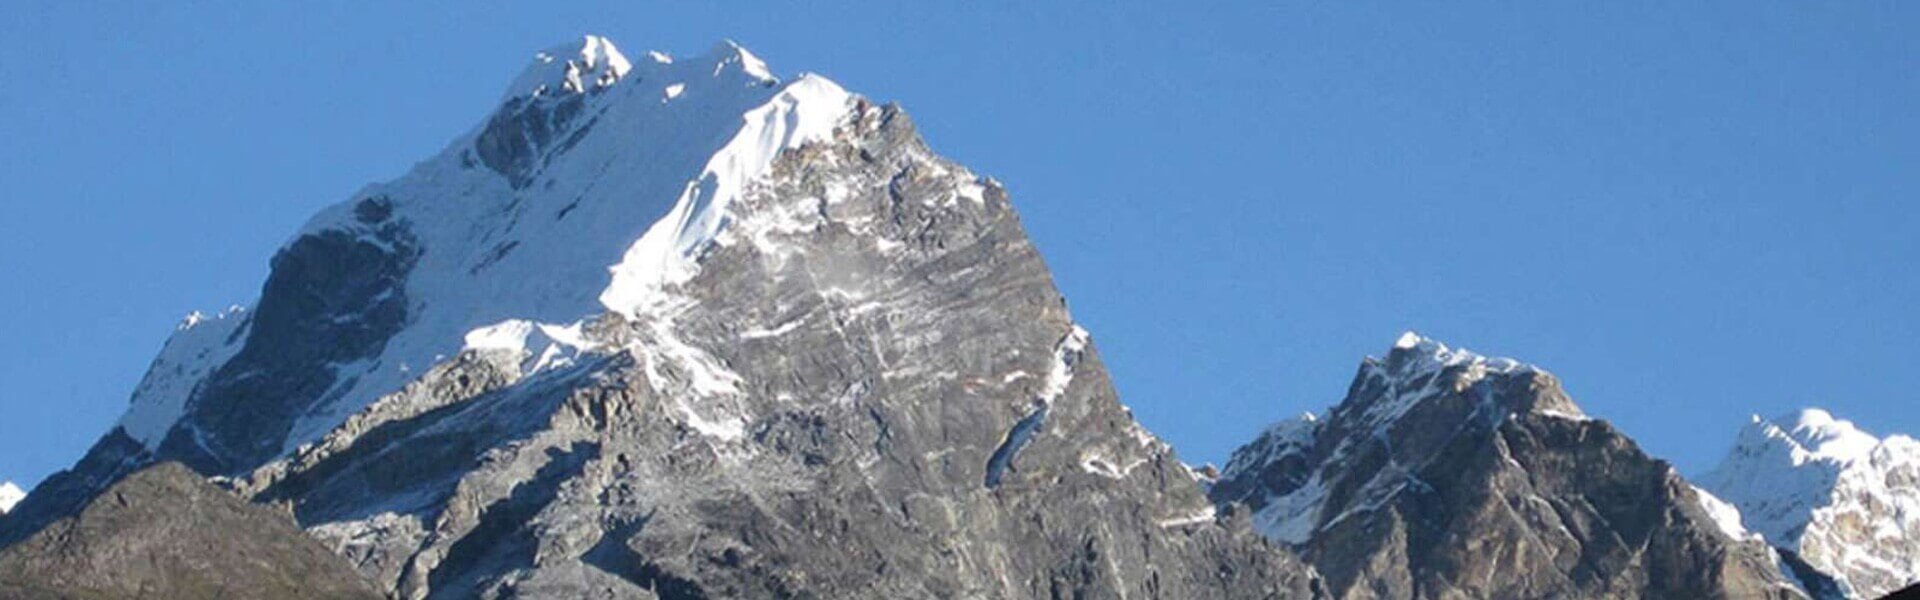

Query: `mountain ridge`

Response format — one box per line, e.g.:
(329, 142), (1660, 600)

(3, 34), (1915, 600)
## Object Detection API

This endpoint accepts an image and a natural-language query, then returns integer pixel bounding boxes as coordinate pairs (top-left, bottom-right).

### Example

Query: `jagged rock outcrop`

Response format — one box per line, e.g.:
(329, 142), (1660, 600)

(1211, 333), (1804, 600)
(1698, 409), (1920, 599)
(0, 462), (380, 599)
(1, 37), (1321, 599)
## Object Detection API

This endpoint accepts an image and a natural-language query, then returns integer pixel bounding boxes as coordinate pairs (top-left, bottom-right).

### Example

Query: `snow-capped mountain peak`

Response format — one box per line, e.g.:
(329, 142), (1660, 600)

(108, 38), (861, 471)
(1699, 408), (1920, 598)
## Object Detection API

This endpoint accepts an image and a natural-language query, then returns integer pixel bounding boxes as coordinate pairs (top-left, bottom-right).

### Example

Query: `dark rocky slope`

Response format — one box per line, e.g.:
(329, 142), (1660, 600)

(0, 462), (380, 599)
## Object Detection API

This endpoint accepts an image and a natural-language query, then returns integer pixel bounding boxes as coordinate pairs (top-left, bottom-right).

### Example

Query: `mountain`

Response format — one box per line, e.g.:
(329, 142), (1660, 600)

(0, 36), (1320, 598)
(1697, 409), (1920, 599)
(0, 462), (381, 599)
(1209, 333), (1805, 599)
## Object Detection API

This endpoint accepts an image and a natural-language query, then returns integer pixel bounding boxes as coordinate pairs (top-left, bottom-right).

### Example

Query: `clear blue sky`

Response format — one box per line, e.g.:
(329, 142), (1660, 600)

(2, 3), (1914, 489)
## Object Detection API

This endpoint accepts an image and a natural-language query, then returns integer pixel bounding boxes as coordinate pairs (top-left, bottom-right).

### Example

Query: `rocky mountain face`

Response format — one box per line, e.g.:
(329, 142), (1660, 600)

(0, 462), (381, 599)
(0, 37), (1320, 599)
(1697, 409), (1920, 599)
(1209, 333), (1805, 600)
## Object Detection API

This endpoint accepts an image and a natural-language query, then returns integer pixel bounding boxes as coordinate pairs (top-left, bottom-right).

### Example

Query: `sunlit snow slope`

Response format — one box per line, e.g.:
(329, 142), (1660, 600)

(1699, 409), (1920, 598)
(113, 36), (854, 468)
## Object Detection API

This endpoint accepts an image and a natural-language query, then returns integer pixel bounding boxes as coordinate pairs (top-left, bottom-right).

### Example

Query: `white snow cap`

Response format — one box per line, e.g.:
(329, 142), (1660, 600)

(0, 481), (24, 514)
(504, 35), (634, 100)
(1767, 408), (1881, 465)
(1383, 331), (1531, 379)
(1393, 330), (1424, 350)
(108, 36), (864, 455)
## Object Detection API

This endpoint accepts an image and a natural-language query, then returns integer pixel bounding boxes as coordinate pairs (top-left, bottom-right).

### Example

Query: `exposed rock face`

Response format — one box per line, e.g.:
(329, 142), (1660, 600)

(1698, 410), (1920, 599)
(159, 221), (421, 474)
(1211, 333), (1803, 600)
(231, 90), (1316, 600)
(0, 462), (380, 599)
(2, 37), (1321, 599)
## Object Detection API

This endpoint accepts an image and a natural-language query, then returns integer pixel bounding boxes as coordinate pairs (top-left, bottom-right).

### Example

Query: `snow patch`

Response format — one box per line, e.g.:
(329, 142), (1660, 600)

(600, 73), (853, 316)
(738, 317), (805, 340)
(1158, 505), (1217, 529)
(119, 305), (248, 448)
(461, 319), (593, 374)
(1250, 475), (1329, 544)
(1692, 485), (1762, 542)
(1394, 330), (1423, 350)
(1537, 409), (1592, 422)
(1080, 450), (1148, 480)
(0, 481), (24, 513)
(1039, 325), (1092, 405)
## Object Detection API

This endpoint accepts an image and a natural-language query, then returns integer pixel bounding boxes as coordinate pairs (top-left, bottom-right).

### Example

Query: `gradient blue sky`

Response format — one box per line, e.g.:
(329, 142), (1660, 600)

(2, 3), (1914, 489)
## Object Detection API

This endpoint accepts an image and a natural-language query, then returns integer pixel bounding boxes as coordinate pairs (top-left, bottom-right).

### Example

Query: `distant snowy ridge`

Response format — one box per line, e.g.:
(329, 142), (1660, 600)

(1699, 409), (1920, 598)
(0, 481), (23, 514)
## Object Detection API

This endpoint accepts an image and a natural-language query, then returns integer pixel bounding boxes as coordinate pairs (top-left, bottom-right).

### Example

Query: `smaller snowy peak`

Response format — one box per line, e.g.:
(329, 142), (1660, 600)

(1700, 408), (1920, 598)
(0, 480), (23, 514)
(503, 34), (633, 100)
